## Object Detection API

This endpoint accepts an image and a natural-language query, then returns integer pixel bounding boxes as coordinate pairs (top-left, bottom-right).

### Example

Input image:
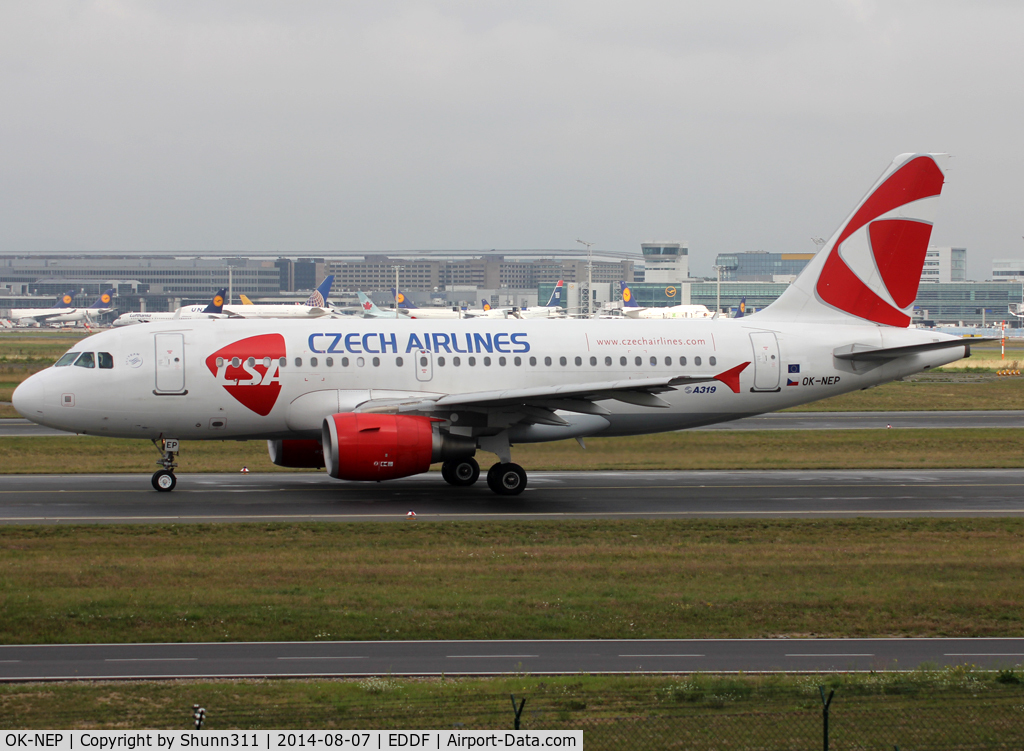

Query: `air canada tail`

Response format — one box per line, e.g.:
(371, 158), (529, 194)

(619, 281), (640, 308)
(759, 153), (948, 327)
(56, 290), (76, 308)
(305, 275), (335, 307)
(89, 289), (115, 308)
(545, 280), (564, 307)
(392, 288), (416, 309)
(202, 288), (228, 314)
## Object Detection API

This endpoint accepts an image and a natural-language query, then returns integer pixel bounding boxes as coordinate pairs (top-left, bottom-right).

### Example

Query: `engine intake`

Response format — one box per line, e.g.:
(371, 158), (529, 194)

(322, 413), (475, 481)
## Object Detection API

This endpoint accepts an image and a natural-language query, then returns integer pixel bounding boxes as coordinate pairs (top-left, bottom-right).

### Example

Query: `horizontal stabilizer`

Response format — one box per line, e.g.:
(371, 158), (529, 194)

(833, 338), (994, 362)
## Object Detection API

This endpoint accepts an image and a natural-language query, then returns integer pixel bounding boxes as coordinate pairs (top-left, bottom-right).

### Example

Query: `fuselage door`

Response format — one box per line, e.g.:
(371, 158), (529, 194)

(749, 332), (780, 391)
(154, 333), (186, 394)
(415, 349), (433, 382)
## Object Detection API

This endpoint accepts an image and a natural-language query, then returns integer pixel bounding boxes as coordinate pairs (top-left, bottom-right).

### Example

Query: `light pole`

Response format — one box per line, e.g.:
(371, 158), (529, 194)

(577, 239), (595, 318)
(712, 265), (724, 315)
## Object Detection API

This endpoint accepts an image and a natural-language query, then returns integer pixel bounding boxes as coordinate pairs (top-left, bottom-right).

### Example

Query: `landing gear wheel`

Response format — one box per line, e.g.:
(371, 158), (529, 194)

(486, 462), (527, 496)
(152, 469), (177, 492)
(443, 457), (480, 487)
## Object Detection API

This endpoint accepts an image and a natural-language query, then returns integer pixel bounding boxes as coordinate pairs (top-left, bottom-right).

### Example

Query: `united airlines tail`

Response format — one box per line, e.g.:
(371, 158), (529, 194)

(304, 275), (335, 308)
(545, 280), (564, 307)
(760, 153), (947, 327)
(89, 289), (115, 309)
(392, 288), (416, 309)
(619, 281), (640, 308)
(201, 288), (228, 314)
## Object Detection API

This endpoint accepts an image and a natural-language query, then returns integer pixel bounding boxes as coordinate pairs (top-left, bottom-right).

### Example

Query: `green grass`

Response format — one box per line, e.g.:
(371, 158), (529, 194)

(2, 670), (1023, 739)
(785, 376), (1024, 411)
(2, 427), (1023, 474)
(3, 519), (1024, 644)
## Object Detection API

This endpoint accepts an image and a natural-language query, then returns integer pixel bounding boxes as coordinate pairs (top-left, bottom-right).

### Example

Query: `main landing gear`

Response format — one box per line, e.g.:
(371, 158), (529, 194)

(151, 438), (179, 492)
(441, 456), (480, 487)
(439, 455), (527, 496)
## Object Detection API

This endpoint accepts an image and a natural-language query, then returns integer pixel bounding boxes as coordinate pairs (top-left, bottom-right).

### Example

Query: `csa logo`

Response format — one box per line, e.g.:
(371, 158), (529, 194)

(205, 334), (286, 416)
(126, 352), (143, 368)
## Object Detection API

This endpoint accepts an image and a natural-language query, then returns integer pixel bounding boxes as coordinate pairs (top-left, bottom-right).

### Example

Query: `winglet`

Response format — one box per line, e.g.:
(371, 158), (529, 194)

(713, 362), (750, 393)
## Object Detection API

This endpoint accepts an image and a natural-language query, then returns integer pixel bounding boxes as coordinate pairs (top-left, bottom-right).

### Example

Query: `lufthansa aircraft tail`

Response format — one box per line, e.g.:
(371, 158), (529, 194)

(201, 288), (228, 315)
(56, 290), (77, 308)
(304, 275), (335, 308)
(89, 289), (115, 309)
(391, 288), (417, 309)
(619, 281), (640, 308)
(734, 297), (746, 319)
(760, 153), (947, 327)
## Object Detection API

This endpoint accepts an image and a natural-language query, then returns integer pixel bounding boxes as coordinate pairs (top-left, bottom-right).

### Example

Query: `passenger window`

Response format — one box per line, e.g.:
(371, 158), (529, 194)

(310, 357), (318, 368)
(634, 356), (642, 366)
(74, 352), (95, 368)
(326, 357), (333, 367)
(559, 356), (567, 366)
(294, 357), (302, 367)
(98, 352), (114, 369)
(544, 357), (552, 366)
(468, 357), (476, 366)
(605, 356), (612, 366)
(498, 356), (506, 366)
(650, 356), (657, 366)
(396, 357), (404, 367)
(709, 356), (717, 366)
(279, 357), (287, 367)
(453, 356), (461, 366)
(679, 356), (687, 366)
(372, 357), (380, 367)
(514, 356), (521, 366)
(574, 356), (582, 366)
(620, 356), (627, 366)
(341, 357), (350, 367)
(529, 357), (537, 366)
(438, 357), (446, 366)
(590, 356), (597, 366)
(664, 356), (671, 366)
(695, 356), (702, 366)
(483, 357), (492, 366)
(55, 352), (79, 367)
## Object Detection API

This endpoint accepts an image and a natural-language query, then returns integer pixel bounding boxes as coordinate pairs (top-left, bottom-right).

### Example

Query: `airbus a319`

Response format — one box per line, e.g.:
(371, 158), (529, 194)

(14, 154), (974, 495)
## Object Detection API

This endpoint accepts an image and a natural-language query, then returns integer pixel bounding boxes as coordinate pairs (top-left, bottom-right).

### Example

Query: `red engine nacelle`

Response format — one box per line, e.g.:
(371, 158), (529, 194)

(321, 413), (475, 481)
(267, 439), (325, 468)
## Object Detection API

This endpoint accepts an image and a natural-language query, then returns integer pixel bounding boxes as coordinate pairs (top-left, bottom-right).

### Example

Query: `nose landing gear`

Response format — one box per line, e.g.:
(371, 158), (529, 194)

(151, 438), (179, 492)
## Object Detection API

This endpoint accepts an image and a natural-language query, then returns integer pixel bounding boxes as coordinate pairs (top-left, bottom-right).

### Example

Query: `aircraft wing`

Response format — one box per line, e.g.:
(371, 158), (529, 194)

(18, 310), (73, 323)
(356, 366), (748, 426)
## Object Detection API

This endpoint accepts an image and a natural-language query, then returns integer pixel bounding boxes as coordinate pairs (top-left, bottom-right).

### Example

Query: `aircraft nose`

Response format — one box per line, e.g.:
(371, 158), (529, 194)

(12, 375), (45, 419)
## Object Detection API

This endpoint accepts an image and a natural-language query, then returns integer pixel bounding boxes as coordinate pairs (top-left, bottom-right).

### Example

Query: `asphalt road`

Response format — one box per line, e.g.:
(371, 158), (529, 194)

(3, 638), (1023, 680)
(2, 468), (1024, 523)
(3, 411), (1024, 437)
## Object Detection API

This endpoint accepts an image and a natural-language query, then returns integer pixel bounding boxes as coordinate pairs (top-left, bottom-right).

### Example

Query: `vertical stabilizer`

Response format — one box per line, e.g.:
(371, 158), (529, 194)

(758, 153), (947, 327)
(305, 275), (334, 307)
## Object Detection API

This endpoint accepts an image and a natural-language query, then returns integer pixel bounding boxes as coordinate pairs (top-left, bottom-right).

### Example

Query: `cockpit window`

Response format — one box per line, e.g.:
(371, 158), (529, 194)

(73, 352), (95, 368)
(55, 352), (79, 367)
(98, 352), (113, 369)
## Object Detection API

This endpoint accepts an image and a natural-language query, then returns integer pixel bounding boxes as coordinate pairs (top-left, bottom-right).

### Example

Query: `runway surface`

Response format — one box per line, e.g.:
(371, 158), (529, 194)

(3, 638), (1023, 680)
(3, 468), (1024, 523)
(3, 410), (1023, 437)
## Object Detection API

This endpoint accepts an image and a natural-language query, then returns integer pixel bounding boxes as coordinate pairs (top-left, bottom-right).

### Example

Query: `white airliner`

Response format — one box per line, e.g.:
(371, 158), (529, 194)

(11, 289), (116, 326)
(392, 289), (467, 319)
(112, 289), (227, 327)
(469, 281), (567, 319)
(619, 282), (714, 319)
(14, 154), (977, 496)
(356, 291), (411, 319)
(223, 277), (336, 319)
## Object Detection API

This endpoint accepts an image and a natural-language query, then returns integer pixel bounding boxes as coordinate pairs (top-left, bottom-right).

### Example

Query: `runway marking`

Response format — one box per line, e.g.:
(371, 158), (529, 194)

(786, 654), (874, 658)
(105, 658), (198, 662)
(277, 656), (367, 660)
(619, 654), (704, 658)
(0, 660), (20, 663)
(944, 653), (1024, 657)
(446, 651), (540, 655)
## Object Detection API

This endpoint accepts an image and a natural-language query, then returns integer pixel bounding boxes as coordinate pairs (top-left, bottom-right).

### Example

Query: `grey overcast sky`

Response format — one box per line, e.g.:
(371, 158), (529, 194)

(1, 1), (1022, 279)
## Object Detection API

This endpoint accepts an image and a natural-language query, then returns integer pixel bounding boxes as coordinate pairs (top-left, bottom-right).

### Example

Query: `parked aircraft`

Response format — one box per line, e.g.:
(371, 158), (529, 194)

(14, 154), (974, 498)
(469, 281), (567, 319)
(392, 288), (466, 319)
(356, 291), (411, 319)
(223, 277), (336, 319)
(619, 282), (714, 319)
(111, 289), (227, 327)
(11, 289), (115, 326)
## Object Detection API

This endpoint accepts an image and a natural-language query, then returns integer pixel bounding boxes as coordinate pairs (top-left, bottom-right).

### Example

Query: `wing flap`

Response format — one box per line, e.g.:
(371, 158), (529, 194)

(833, 338), (994, 362)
